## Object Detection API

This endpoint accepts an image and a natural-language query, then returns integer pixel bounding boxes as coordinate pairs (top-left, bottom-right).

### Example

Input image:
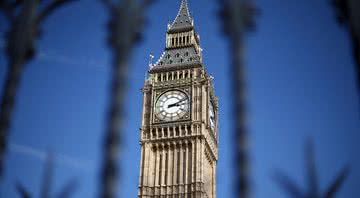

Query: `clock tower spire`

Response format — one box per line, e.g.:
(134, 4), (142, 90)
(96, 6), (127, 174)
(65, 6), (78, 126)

(138, 1), (218, 197)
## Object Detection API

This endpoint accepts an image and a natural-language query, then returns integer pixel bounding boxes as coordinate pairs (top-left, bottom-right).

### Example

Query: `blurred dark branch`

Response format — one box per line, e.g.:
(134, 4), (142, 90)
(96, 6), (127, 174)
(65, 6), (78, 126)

(332, 0), (360, 100)
(0, 0), (74, 178)
(16, 152), (78, 198)
(40, 153), (54, 198)
(38, 0), (76, 23)
(55, 178), (79, 198)
(273, 172), (303, 198)
(333, 0), (349, 23)
(99, 0), (153, 198)
(306, 140), (319, 197)
(324, 167), (349, 198)
(0, 1), (15, 21)
(16, 182), (32, 198)
(275, 140), (349, 198)
(218, 0), (258, 197)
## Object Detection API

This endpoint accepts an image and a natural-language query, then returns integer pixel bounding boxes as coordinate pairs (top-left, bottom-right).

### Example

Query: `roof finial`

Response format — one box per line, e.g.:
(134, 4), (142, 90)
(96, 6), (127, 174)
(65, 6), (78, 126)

(148, 53), (154, 68)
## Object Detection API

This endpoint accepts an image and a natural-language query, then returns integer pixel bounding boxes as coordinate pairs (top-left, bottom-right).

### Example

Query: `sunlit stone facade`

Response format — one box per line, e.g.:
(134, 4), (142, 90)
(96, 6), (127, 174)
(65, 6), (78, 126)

(138, 1), (218, 197)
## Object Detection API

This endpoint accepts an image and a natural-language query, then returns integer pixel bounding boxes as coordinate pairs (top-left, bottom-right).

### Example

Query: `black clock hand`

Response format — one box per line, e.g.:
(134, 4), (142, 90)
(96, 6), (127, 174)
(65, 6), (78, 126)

(168, 98), (187, 108)
(168, 102), (184, 108)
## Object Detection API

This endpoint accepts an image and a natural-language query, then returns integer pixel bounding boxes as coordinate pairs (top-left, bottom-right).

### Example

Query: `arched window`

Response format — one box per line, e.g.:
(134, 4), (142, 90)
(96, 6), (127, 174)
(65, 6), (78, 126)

(172, 38), (174, 46)
(185, 52), (189, 56)
(187, 36), (190, 43)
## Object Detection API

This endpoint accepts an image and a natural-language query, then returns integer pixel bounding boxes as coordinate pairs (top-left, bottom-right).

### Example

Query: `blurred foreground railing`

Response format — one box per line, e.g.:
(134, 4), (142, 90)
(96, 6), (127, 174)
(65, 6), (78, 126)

(16, 153), (78, 198)
(218, 0), (257, 197)
(333, 0), (360, 100)
(0, 0), (75, 178)
(99, 0), (154, 198)
(275, 140), (349, 198)
(0, 0), (355, 198)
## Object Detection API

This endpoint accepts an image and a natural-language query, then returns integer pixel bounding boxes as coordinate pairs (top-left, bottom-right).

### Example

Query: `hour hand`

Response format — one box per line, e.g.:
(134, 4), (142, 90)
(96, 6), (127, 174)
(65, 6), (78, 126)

(168, 102), (182, 108)
(167, 103), (177, 108)
(168, 99), (187, 108)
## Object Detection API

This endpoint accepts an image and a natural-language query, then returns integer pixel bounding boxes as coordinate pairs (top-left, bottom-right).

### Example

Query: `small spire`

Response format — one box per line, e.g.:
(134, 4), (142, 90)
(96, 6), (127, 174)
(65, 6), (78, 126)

(169, 0), (193, 31)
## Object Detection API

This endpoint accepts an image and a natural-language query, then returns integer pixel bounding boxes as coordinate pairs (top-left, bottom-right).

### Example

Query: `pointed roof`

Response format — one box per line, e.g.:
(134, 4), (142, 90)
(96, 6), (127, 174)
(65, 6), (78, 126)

(168, 0), (194, 32)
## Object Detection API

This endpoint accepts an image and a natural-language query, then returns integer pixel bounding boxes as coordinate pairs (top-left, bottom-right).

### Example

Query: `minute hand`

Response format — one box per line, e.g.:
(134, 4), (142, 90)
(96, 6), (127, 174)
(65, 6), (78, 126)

(168, 98), (187, 108)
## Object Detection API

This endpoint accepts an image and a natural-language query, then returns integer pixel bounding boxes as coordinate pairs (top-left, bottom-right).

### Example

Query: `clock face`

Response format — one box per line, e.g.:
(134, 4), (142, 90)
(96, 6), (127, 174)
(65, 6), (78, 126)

(209, 100), (215, 130)
(155, 90), (190, 121)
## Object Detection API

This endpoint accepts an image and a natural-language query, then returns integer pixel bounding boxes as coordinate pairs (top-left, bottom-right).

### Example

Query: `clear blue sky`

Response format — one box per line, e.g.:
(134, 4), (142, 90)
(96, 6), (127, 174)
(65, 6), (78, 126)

(0, 0), (359, 197)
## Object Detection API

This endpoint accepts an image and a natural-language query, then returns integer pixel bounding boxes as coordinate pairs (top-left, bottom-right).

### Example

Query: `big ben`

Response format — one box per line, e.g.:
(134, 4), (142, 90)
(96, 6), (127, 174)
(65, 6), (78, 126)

(138, 0), (218, 197)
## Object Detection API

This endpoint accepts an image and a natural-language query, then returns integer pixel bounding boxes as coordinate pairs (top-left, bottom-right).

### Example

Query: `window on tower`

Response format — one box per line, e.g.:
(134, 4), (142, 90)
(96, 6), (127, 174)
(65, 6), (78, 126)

(175, 127), (179, 136)
(164, 128), (168, 137)
(187, 125), (192, 135)
(181, 126), (186, 136)
(169, 127), (174, 137)
(152, 129), (156, 139)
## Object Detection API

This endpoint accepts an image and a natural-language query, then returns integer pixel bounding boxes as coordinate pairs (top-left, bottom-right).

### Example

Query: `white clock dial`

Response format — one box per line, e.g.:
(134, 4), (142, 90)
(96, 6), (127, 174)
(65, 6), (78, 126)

(209, 100), (215, 129)
(155, 90), (190, 121)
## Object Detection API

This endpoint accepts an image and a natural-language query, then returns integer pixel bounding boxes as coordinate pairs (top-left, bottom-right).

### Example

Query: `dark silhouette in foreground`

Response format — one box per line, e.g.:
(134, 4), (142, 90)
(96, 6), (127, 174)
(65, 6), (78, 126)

(16, 153), (78, 198)
(0, 0), (75, 178)
(275, 140), (349, 198)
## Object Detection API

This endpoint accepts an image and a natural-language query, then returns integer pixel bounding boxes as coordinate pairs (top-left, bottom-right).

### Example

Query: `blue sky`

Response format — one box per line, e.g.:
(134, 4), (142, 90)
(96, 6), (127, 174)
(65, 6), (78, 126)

(0, 0), (359, 197)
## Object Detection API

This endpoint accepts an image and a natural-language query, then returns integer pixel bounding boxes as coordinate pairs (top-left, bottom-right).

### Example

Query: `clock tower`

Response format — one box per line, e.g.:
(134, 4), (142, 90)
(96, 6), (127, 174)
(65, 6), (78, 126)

(138, 0), (218, 197)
